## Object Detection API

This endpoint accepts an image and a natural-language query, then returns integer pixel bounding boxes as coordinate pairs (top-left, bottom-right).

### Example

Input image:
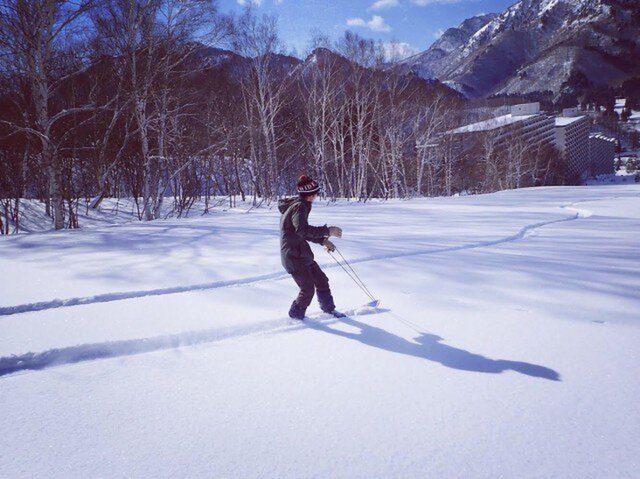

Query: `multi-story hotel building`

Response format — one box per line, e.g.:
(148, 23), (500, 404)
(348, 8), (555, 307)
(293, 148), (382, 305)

(445, 103), (556, 152)
(554, 108), (591, 179)
(422, 103), (614, 183)
(589, 133), (616, 176)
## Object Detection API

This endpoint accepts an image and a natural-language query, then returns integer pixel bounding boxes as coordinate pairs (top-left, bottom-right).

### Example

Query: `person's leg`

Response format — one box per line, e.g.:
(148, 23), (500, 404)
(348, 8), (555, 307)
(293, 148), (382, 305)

(289, 266), (315, 319)
(311, 262), (336, 313)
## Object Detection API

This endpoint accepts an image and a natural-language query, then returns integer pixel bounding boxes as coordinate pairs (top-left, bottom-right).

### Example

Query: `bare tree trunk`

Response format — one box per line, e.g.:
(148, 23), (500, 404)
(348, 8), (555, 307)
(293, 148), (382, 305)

(0, 0), (98, 229)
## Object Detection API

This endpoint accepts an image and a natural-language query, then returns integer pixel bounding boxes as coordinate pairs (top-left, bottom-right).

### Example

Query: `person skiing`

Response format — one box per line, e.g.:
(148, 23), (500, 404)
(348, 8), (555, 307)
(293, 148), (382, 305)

(278, 175), (342, 320)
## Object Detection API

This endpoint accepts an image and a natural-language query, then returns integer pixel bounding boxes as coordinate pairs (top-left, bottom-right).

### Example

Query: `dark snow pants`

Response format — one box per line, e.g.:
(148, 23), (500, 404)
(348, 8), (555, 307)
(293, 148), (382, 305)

(291, 261), (334, 312)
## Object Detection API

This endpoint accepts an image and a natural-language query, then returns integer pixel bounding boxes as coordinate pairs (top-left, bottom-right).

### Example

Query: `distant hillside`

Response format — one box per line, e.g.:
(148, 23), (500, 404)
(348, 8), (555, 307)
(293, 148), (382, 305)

(194, 44), (459, 99)
(395, 0), (640, 99)
(395, 14), (497, 80)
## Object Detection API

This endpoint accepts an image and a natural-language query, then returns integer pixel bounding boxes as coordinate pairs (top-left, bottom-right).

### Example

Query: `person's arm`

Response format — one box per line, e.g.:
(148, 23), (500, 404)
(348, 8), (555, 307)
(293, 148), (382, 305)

(292, 203), (330, 242)
(309, 236), (328, 245)
(312, 226), (342, 246)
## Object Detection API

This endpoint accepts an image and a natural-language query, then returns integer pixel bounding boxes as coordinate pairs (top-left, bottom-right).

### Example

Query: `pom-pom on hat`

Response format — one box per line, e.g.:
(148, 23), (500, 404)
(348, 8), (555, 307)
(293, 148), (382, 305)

(297, 175), (320, 196)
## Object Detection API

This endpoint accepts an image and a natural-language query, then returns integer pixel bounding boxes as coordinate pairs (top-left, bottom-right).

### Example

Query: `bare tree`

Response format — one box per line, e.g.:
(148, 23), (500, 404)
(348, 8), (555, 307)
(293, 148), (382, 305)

(149, 0), (227, 217)
(477, 129), (504, 192)
(92, 0), (161, 219)
(414, 92), (456, 196)
(298, 40), (342, 199)
(0, 0), (97, 229)
(375, 68), (425, 198)
(93, 0), (227, 220)
(336, 31), (380, 200)
(504, 128), (531, 189)
(233, 7), (288, 201)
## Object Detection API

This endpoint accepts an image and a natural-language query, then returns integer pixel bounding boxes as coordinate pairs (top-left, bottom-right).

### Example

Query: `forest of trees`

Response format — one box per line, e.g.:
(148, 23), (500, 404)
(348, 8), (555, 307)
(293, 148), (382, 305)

(0, 0), (568, 233)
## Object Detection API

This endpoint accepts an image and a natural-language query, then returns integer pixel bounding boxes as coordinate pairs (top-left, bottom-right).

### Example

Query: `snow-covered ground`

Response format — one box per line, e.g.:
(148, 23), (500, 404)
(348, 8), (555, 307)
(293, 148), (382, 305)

(586, 171), (638, 185)
(616, 98), (640, 134)
(3, 196), (253, 234)
(1, 185), (639, 478)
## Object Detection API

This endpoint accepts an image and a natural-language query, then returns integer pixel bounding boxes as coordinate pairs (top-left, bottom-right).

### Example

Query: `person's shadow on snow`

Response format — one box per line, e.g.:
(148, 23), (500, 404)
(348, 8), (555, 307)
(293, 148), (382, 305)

(308, 315), (561, 381)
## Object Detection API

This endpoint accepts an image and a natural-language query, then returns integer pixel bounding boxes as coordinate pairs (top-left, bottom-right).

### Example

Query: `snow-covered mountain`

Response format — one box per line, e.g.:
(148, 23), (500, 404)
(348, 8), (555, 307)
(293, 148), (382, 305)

(192, 46), (302, 82)
(192, 45), (457, 99)
(396, 14), (498, 80)
(399, 0), (640, 98)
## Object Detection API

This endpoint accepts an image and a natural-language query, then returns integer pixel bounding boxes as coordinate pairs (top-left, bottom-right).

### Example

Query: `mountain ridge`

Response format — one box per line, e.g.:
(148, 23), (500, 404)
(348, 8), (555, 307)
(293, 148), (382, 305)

(397, 0), (640, 99)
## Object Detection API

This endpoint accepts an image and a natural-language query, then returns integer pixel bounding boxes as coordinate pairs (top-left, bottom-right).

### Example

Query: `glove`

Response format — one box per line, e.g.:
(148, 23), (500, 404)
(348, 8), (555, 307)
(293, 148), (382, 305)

(323, 238), (336, 252)
(328, 226), (342, 238)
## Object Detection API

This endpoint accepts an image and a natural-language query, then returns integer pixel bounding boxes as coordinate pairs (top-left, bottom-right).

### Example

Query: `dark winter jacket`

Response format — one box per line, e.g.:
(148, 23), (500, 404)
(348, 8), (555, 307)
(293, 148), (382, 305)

(278, 197), (330, 274)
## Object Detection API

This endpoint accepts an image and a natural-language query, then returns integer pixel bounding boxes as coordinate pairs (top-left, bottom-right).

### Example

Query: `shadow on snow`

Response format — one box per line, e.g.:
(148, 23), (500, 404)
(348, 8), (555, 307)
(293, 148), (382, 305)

(1, 312), (560, 381)
(307, 315), (561, 381)
(0, 317), (303, 378)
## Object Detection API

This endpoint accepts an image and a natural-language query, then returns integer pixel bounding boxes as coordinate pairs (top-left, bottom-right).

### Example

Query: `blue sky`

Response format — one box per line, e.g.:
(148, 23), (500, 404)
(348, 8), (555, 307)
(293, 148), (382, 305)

(218, 0), (516, 58)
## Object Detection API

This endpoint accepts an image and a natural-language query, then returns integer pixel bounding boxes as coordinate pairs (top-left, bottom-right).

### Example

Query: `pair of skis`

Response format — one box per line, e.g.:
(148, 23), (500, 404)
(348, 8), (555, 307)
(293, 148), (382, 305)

(322, 299), (380, 319)
(296, 300), (381, 321)
(291, 310), (345, 322)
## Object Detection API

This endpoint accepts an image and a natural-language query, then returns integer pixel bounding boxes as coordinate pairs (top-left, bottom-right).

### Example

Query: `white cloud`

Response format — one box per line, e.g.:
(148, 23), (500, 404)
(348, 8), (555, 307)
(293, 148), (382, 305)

(238, 0), (286, 5)
(433, 28), (445, 39)
(412, 0), (465, 5)
(370, 0), (400, 10)
(382, 42), (418, 61)
(347, 17), (367, 27)
(346, 15), (392, 32)
(368, 15), (392, 32)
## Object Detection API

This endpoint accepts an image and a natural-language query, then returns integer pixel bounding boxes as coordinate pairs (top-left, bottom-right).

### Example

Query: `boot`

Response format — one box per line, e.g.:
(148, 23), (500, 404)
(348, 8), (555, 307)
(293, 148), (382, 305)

(317, 289), (336, 313)
(288, 301), (306, 320)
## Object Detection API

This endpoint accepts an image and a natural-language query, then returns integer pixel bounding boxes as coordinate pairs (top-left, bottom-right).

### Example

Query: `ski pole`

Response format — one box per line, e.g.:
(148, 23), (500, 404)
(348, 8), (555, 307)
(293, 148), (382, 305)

(328, 248), (379, 307)
(328, 250), (424, 331)
(327, 250), (373, 300)
(334, 246), (377, 302)
(386, 310), (426, 334)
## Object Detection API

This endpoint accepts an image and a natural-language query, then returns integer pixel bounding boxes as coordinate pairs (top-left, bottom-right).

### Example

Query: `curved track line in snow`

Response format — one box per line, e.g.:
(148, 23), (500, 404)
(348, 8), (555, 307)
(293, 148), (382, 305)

(0, 318), (306, 377)
(0, 307), (382, 377)
(0, 207), (587, 317)
(0, 271), (291, 317)
(0, 319), (294, 377)
(344, 211), (582, 263)
(561, 200), (595, 219)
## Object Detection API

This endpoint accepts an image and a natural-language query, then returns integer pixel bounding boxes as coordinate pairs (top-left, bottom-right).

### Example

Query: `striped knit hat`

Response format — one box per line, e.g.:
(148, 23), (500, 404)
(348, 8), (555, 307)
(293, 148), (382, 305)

(297, 175), (320, 196)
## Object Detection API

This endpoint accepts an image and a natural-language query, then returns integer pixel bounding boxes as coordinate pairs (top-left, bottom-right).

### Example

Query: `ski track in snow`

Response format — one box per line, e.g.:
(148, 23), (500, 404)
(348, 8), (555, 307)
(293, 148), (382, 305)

(0, 308), (382, 377)
(0, 202), (594, 318)
(0, 271), (291, 317)
(0, 318), (306, 377)
(0, 194), (634, 376)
